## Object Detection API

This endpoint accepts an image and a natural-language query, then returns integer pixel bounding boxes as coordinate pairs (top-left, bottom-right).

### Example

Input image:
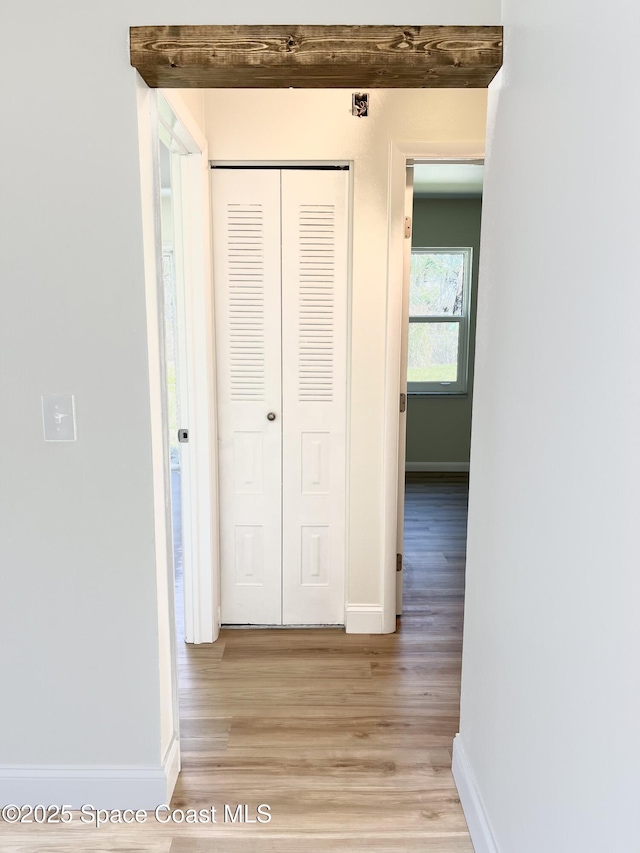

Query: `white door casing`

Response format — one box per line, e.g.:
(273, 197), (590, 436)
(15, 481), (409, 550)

(212, 166), (349, 626)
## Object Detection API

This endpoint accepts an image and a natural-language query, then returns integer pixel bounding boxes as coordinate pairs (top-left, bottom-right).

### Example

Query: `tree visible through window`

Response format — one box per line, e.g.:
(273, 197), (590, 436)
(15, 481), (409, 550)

(408, 248), (472, 393)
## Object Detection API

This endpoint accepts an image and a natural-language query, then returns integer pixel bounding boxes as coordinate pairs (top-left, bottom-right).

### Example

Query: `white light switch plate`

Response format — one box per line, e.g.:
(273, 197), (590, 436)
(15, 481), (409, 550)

(42, 394), (76, 441)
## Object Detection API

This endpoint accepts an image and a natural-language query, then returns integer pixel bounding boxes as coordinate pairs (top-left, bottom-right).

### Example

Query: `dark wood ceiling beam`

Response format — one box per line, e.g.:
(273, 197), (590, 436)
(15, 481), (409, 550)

(130, 25), (503, 89)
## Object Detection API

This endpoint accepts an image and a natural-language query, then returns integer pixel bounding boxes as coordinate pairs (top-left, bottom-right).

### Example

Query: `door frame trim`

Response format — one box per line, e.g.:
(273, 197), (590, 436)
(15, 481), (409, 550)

(382, 140), (486, 633)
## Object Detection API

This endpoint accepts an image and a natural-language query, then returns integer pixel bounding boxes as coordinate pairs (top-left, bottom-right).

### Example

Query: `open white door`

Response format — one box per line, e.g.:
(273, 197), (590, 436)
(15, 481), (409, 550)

(157, 91), (219, 645)
(161, 145), (196, 639)
(396, 163), (414, 616)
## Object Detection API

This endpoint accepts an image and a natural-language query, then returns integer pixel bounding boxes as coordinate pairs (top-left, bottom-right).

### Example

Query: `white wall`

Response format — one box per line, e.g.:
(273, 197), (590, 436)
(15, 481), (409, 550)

(203, 89), (487, 608)
(457, 0), (640, 850)
(0, 0), (499, 806)
(176, 90), (205, 131)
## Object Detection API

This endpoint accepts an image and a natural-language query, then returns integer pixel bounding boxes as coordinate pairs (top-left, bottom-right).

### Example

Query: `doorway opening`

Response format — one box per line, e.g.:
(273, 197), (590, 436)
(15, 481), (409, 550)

(396, 159), (483, 640)
(141, 84), (489, 830)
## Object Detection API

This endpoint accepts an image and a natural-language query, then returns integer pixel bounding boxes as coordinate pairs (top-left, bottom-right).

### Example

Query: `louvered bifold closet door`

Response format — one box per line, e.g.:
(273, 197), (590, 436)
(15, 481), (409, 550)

(281, 170), (349, 625)
(212, 170), (283, 625)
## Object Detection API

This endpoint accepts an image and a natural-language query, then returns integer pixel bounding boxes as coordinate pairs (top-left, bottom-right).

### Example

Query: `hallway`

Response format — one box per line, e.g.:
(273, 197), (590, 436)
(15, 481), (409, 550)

(170, 472), (472, 850)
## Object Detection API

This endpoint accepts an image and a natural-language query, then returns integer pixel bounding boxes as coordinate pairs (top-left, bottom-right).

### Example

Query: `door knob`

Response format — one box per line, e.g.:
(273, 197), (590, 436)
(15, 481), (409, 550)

(267, 412), (276, 421)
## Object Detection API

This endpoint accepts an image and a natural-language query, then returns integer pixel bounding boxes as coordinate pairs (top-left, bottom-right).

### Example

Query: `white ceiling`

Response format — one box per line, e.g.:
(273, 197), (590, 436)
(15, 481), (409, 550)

(413, 163), (484, 198)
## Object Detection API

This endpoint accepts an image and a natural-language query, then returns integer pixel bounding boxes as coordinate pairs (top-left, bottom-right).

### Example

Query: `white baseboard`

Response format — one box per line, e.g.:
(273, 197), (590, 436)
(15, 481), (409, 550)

(406, 461), (470, 472)
(0, 762), (174, 810)
(452, 735), (499, 853)
(163, 732), (181, 803)
(345, 604), (383, 633)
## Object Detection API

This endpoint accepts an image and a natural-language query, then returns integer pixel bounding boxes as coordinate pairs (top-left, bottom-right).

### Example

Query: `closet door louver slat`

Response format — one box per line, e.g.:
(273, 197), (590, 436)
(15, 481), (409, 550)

(298, 204), (336, 402)
(227, 203), (266, 401)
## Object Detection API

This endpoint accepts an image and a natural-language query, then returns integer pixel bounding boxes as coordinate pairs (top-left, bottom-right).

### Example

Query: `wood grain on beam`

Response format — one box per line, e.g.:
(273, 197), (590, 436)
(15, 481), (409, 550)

(130, 25), (502, 89)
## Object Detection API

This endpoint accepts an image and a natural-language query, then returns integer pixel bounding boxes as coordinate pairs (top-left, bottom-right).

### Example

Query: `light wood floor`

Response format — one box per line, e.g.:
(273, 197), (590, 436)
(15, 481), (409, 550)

(0, 474), (472, 852)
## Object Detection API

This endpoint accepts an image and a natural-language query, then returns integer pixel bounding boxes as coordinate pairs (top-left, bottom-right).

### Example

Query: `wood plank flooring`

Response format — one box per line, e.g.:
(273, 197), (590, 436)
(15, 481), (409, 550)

(0, 474), (471, 852)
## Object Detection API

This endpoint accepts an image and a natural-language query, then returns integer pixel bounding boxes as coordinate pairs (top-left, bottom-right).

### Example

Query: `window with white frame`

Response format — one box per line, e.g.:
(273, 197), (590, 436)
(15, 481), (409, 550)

(408, 248), (472, 394)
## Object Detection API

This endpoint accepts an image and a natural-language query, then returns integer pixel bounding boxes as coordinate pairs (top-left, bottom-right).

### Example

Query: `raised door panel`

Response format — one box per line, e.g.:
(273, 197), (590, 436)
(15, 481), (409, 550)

(280, 169), (349, 625)
(211, 169), (283, 625)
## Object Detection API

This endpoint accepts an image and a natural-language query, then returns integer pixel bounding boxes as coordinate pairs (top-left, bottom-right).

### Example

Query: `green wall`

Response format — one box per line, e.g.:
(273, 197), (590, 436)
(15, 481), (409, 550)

(406, 197), (482, 469)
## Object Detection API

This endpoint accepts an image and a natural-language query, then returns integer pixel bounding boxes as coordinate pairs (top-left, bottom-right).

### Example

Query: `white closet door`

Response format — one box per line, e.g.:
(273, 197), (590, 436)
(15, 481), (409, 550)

(281, 170), (349, 625)
(212, 169), (283, 625)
